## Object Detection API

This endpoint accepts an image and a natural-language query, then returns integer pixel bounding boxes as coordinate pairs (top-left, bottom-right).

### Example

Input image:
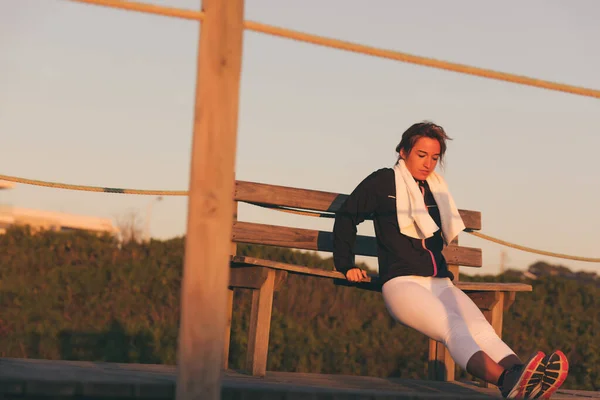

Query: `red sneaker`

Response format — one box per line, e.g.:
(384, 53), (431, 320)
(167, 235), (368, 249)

(530, 350), (569, 399)
(499, 351), (546, 399)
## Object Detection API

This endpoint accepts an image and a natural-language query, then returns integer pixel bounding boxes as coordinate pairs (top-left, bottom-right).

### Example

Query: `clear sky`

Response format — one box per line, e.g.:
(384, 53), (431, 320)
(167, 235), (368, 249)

(1, 0), (599, 276)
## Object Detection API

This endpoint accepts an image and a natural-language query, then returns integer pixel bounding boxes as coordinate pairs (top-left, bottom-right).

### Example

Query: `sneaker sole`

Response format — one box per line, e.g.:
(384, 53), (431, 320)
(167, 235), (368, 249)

(506, 351), (546, 399)
(523, 357), (547, 399)
(535, 350), (569, 399)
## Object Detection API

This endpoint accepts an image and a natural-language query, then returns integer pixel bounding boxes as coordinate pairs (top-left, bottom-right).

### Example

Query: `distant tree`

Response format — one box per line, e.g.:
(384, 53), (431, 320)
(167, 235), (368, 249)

(114, 210), (143, 243)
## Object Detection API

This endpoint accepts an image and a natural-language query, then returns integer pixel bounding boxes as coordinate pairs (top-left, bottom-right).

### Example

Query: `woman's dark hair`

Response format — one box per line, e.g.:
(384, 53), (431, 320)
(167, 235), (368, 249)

(395, 121), (452, 165)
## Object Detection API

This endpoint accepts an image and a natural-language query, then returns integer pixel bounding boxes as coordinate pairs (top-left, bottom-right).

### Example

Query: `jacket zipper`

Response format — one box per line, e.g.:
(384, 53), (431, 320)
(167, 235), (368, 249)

(419, 184), (438, 276)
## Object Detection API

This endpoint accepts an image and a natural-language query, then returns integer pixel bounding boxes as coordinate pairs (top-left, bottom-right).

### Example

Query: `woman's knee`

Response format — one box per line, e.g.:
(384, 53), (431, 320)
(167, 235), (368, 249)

(442, 315), (478, 348)
(444, 331), (482, 370)
(382, 282), (450, 341)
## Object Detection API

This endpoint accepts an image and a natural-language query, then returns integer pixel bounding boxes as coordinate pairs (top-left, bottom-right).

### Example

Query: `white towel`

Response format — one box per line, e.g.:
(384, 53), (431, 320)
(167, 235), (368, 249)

(393, 160), (465, 245)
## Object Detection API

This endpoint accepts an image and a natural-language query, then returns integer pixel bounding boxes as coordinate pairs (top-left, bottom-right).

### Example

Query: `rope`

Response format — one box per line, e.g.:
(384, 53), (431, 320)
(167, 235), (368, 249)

(244, 21), (600, 100)
(1, 173), (598, 262)
(66, 0), (205, 21)
(467, 231), (600, 263)
(65, 0), (600, 100)
(0, 174), (187, 196)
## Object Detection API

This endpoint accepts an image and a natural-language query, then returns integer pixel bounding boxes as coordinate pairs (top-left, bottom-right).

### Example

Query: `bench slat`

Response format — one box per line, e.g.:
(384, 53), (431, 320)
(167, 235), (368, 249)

(232, 221), (482, 268)
(230, 256), (532, 292)
(235, 180), (482, 231)
(232, 255), (342, 280)
(455, 282), (532, 292)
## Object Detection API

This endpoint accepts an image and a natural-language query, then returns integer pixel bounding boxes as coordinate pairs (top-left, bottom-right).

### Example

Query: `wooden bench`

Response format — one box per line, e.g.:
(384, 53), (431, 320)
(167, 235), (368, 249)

(225, 180), (532, 384)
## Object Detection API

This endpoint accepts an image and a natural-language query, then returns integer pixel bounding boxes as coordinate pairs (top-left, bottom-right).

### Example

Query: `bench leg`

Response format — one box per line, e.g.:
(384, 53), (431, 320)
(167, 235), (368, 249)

(480, 291), (506, 388)
(488, 291), (505, 337)
(245, 269), (276, 376)
(428, 339), (455, 381)
(223, 288), (234, 369)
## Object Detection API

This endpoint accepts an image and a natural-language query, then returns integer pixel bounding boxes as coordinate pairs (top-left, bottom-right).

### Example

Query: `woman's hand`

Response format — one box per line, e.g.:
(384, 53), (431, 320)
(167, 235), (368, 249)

(345, 268), (369, 282)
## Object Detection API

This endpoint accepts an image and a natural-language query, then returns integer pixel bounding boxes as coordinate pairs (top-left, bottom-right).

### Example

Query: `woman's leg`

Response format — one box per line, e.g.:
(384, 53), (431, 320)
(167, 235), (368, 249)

(436, 282), (548, 398)
(466, 351), (514, 384)
(382, 277), (487, 373)
(384, 277), (545, 397)
(436, 285), (521, 369)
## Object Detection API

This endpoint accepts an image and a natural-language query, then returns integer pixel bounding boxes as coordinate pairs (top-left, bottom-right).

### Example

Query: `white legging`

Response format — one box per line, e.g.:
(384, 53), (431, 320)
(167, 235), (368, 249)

(382, 275), (515, 370)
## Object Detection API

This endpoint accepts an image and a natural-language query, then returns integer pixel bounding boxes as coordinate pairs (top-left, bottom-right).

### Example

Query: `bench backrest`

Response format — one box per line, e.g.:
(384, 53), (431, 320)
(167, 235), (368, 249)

(232, 180), (482, 277)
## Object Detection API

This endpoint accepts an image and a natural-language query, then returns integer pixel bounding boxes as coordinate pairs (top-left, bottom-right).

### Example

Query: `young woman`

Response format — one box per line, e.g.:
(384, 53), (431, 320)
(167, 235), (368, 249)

(332, 122), (569, 399)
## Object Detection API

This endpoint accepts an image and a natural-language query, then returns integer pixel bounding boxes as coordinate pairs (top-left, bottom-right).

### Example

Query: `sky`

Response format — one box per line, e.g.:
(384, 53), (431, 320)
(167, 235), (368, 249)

(1, 0), (599, 276)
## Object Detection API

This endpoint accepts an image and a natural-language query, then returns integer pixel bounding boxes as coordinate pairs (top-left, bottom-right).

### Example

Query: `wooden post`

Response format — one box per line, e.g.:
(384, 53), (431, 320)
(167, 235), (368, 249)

(176, 0), (245, 399)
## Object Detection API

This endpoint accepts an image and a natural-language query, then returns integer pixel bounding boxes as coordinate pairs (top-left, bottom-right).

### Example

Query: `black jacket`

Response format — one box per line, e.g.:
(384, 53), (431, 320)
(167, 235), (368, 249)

(333, 168), (453, 284)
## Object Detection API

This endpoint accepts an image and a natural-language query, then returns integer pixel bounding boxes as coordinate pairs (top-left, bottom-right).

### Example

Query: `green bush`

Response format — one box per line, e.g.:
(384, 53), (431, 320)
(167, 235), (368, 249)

(0, 227), (597, 390)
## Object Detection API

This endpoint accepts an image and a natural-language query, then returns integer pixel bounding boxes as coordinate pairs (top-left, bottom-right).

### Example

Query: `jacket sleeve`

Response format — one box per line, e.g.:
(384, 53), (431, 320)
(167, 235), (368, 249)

(333, 170), (380, 275)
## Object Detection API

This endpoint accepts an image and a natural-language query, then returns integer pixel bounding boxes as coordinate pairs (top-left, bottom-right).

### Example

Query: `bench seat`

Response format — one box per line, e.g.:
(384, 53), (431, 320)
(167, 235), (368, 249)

(231, 255), (532, 293)
(228, 255), (531, 381)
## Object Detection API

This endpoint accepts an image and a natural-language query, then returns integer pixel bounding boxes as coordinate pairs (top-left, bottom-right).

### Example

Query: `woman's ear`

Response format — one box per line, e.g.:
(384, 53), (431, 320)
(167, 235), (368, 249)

(399, 149), (406, 160)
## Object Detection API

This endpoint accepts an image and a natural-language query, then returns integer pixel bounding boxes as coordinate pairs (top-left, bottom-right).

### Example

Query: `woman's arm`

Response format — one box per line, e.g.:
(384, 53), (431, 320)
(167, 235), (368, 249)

(333, 170), (380, 280)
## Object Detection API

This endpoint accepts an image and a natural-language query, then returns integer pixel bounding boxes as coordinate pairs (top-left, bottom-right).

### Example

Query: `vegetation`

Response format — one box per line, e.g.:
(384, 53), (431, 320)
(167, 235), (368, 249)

(0, 227), (597, 390)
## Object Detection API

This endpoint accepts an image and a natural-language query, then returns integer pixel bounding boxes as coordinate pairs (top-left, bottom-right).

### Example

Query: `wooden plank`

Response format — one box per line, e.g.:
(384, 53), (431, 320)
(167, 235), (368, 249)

(429, 339), (452, 382)
(480, 292), (505, 389)
(81, 382), (134, 397)
(448, 265), (460, 281)
(467, 291), (501, 310)
(443, 244), (481, 268)
(231, 256), (345, 280)
(224, 201), (239, 370)
(136, 383), (176, 399)
(231, 257), (532, 293)
(444, 345), (455, 381)
(456, 282), (532, 292)
(235, 181), (482, 231)
(230, 265), (269, 288)
(229, 265), (288, 291)
(0, 379), (24, 395)
(448, 237), (459, 281)
(489, 292), (505, 337)
(26, 381), (78, 396)
(437, 235), (457, 382)
(428, 340), (438, 380)
(274, 270), (288, 290)
(246, 269), (276, 376)
(435, 341), (455, 382)
(232, 221), (482, 267)
(1, 358), (599, 399)
(442, 236), (461, 382)
(504, 291), (517, 311)
(235, 180), (482, 230)
(223, 288), (234, 369)
(236, 180), (343, 212)
(177, 0), (245, 399)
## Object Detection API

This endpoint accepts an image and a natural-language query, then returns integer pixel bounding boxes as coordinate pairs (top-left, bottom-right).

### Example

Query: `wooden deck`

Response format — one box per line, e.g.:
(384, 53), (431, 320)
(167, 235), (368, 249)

(0, 358), (596, 399)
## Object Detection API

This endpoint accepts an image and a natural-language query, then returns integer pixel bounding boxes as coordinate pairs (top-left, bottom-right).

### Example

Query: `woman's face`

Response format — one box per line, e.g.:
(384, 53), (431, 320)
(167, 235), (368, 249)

(400, 137), (441, 181)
